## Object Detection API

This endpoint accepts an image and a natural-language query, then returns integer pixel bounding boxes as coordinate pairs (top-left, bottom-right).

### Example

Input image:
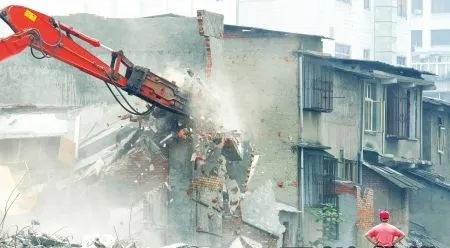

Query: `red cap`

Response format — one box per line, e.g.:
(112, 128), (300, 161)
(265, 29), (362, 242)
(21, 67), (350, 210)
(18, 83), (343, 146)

(379, 210), (390, 220)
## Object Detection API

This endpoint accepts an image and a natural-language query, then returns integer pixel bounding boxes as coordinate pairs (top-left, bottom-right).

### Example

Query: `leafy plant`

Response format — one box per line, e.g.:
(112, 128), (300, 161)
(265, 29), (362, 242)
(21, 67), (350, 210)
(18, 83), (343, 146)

(310, 203), (344, 244)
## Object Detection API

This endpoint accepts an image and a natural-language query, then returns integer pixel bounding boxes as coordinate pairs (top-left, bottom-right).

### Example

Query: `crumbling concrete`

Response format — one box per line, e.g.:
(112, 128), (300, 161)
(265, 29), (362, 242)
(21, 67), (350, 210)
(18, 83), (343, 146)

(240, 180), (285, 246)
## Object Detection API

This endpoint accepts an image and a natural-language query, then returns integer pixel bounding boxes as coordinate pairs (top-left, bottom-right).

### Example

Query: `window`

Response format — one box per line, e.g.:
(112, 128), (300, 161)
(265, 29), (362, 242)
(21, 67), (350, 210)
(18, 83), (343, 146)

(411, 0), (423, 15)
(431, 30), (450, 46)
(397, 0), (407, 18)
(438, 117), (445, 154)
(337, 0), (351, 4)
(363, 49), (370, 59)
(364, 0), (370, 9)
(335, 43), (351, 58)
(302, 56), (334, 113)
(411, 30), (423, 51)
(364, 83), (384, 132)
(386, 85), (417, 139)
(397, 56), (407, 66)
(338, 159), (359, 182)
(432, 0), (450, 13)
(301, 149), (337, 208)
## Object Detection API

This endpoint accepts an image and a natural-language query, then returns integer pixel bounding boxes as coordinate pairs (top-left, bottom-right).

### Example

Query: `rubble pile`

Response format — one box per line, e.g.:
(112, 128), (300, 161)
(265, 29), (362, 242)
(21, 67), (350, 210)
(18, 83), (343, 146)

(0, 224), (141, 248)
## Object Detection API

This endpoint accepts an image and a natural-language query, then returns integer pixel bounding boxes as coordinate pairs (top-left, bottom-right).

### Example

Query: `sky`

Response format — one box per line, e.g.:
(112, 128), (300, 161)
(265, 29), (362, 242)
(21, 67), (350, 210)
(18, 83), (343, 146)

(0, 0), (238, 36)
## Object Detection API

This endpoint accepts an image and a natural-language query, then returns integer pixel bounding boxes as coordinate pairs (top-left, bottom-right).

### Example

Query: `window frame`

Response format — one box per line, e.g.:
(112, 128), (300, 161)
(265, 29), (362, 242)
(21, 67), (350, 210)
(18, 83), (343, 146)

(431, 29), (450, 47)
(301, 149), (337, 208)
(302, 56), (334, 113)
(411, 0), (423, 15)
(364, 0), (370, 9)
(431, 0), (450, 14)
(364, 83), (384, 133)
(386, 85), (415, 139)
(397, 0), (408, 18)
(335, 43), (351, 59)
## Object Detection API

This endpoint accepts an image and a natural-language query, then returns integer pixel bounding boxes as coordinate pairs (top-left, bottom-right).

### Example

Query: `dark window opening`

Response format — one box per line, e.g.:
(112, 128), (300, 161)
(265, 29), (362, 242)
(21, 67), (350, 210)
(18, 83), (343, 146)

(397, 56), (407, 66)
(432, 0), (450, 13)
(412, 0), (423, 15)
(411, 30), (423, 51)
(338, 159), (359, 183)
(431, 30), (450, 46)
(301, 149), (337, 208)
(397, 0), (407, 18)
(302, 56), (334, 113)
(386, 85), (411, 139)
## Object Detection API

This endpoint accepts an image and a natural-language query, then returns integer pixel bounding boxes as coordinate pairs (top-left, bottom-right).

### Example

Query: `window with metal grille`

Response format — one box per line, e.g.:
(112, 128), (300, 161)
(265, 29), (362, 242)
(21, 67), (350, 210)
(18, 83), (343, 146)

(302, 56), (334, 113)
(338, 159), (359, 182)
(386, 85), (411, 139)
(301, 149), (337, 208)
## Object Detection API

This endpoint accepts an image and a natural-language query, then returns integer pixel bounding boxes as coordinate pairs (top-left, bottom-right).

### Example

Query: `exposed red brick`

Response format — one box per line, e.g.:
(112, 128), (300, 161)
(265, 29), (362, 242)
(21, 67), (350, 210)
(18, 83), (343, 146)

(334, 181), (374, 232)
(191, 176), (223, 190)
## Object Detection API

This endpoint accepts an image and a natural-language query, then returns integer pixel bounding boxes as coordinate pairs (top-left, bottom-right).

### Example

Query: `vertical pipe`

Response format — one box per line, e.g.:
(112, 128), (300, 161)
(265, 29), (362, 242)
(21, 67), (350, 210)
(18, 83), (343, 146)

(419, 88), (423, 159)
(298, 54), (305, 230)
(381, 85), (386, 154)
(359, 80), (365, 184)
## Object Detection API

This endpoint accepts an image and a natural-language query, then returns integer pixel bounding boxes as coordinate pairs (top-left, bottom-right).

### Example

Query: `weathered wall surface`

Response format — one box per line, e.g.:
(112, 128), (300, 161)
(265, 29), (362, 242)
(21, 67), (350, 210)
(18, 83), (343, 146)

(222, 32), (322, 207)
(303, 71), (362, 160)
(0, 14), (205, 106)
(423, 102), (450, 178)
(361, 167), (408, 233)
(335, 182), (374, 248)
(409, 182), (450, 245)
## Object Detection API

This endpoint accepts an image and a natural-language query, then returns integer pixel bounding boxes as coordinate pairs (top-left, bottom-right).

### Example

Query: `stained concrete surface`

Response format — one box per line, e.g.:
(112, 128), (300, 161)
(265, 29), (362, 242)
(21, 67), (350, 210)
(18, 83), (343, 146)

(0, 14), (206, 106)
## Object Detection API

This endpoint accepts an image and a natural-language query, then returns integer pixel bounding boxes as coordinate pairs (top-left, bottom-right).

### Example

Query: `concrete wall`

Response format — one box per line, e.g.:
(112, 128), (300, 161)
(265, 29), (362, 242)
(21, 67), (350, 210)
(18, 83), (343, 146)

(409, 182), (450, 245)
(0, 14), (205, 106)
(303, 71), (362, 161)
(335, 182), (374, 248)
(423, 102), (450, 178)
(222, 33), (322, 207)
(362, 167), (408, 233)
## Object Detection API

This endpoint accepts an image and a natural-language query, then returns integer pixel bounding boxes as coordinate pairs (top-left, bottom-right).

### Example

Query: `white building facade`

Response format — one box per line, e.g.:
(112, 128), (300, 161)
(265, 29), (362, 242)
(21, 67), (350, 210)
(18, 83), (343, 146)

(410, 0), (450, 96)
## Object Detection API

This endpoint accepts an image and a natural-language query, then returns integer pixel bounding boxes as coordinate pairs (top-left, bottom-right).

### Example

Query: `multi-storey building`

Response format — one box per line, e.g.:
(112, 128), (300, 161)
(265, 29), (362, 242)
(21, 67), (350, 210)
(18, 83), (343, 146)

(410, 0), (450, 98)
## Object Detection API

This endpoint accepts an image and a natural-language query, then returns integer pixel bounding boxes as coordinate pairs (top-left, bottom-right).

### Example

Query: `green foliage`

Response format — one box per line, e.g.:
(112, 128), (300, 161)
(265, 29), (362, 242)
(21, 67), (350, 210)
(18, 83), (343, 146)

(311, 203), (344, 226)
(307, 203), (345, 246)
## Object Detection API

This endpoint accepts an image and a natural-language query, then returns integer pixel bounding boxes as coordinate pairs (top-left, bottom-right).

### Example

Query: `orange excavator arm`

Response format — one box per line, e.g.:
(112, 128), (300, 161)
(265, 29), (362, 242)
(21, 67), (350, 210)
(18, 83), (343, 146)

(0, 5), (188, 116)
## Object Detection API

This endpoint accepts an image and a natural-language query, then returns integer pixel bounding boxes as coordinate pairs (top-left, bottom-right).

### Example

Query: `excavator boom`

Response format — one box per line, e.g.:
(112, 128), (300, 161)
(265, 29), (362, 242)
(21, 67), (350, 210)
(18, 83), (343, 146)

(0, 5), (188, 116)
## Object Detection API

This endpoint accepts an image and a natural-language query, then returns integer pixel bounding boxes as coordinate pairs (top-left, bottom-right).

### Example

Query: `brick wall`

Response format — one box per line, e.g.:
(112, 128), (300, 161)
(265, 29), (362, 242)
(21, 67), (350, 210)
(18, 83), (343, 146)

(335, 181), (374, 233)
(222, 214), (278, 248)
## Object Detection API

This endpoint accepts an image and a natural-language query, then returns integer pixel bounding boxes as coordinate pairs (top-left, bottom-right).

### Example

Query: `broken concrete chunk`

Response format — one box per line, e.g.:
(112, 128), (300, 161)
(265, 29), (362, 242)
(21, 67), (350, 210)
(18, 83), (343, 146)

(221, 137), (243, 161)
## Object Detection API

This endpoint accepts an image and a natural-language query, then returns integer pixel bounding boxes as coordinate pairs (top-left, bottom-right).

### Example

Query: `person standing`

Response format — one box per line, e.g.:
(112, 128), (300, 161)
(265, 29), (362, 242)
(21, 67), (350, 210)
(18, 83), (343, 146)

(365, 210), (405, 247)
